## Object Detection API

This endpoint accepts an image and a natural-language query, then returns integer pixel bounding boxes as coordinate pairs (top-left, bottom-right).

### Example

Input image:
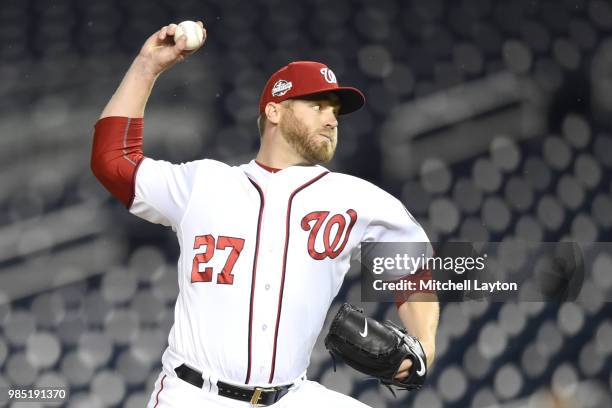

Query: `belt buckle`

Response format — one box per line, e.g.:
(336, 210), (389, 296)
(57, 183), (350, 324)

(250, 387), (264, 406)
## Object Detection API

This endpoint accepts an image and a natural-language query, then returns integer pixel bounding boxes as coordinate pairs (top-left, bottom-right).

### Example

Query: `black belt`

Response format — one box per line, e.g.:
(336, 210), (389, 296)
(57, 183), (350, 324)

(174, 364), (292, 406)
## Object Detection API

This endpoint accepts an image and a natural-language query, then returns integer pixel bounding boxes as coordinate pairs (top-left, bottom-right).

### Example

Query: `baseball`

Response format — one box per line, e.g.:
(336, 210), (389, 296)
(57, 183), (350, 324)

(174, 21), (204, 50)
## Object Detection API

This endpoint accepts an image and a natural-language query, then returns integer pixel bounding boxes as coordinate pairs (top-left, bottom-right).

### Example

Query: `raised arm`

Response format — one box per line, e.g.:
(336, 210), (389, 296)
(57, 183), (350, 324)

(100, 22), (206, 119)
(91, 22), (206, 208)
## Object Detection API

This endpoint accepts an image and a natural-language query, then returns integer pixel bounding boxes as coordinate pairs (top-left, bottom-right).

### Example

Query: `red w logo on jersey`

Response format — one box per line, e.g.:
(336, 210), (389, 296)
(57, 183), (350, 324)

(301, 209), (358, 260)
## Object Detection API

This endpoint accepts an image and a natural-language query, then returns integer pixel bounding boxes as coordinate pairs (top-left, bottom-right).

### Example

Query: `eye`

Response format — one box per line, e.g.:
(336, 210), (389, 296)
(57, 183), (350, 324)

(312, 104), (321, 111)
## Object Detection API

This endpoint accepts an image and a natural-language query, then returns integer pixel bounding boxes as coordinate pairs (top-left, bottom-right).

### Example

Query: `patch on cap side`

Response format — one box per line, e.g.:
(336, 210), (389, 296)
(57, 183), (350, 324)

(272, 79), (293, 97)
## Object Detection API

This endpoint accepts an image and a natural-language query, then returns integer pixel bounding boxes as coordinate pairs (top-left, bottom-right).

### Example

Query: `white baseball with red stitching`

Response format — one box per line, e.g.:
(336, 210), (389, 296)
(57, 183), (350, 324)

(174, 21), (204, 50)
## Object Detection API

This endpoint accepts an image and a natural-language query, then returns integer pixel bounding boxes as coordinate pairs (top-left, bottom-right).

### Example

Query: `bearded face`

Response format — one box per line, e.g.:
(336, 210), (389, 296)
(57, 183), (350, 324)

(278, 102), (338, 164)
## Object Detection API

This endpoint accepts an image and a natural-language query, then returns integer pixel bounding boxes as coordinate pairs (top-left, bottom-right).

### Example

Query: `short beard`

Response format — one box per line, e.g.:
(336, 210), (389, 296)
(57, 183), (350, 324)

(279, 106), (337, 164)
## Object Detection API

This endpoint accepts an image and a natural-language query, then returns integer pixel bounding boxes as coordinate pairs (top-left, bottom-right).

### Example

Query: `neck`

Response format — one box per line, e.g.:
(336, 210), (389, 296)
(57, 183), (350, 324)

(255, 150), (311, 169)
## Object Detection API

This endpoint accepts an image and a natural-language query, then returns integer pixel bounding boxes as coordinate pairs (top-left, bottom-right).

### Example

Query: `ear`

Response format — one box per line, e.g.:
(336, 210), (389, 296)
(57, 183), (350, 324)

(265, 102), (282, 125)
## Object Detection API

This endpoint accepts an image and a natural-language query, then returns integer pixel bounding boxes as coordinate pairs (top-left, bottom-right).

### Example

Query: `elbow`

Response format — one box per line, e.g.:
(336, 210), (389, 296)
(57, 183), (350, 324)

(90, 152), (103, 182)
(90, 123), (110, 183)
(90, 149), (113, 186)
(89, 116), (144, 207)
(89, 149), (143, 208)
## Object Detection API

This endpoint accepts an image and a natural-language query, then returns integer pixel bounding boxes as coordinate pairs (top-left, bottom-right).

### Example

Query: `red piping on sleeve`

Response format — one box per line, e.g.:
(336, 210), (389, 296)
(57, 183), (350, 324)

(91, 116), (145, 208)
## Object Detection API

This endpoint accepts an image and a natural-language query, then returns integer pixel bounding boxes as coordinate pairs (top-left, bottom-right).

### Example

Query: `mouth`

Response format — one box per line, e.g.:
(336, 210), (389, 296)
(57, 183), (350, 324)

(317, 133), (333, 142)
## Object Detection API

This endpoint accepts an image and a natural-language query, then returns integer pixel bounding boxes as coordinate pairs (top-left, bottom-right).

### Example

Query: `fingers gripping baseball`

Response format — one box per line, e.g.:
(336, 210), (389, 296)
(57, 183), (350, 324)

(139, 21), (206, 75)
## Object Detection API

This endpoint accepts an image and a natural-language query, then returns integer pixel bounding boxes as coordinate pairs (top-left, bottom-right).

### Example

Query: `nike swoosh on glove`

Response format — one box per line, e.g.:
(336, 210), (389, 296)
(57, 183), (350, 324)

(324, 303), (427, 395)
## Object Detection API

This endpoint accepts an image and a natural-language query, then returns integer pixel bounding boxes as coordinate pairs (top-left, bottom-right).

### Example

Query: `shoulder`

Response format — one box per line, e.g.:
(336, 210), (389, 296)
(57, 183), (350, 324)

(324, 171), (400, 204)
(139, 157), (243, 181)
(155, 157), (236, 172)
(325, 171), (422, 225)
(191, 159), (251, 182)
(192, 158), (232, 170)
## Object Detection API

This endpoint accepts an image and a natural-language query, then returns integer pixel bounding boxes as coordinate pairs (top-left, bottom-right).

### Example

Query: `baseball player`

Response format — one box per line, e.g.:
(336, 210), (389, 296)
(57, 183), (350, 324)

(91, 22), (439, 407)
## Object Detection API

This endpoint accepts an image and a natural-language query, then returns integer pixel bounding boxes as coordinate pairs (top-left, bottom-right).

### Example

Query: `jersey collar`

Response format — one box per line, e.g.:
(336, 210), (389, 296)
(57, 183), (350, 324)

(243, 160), (329, 185)
(255, 160), (281, 173)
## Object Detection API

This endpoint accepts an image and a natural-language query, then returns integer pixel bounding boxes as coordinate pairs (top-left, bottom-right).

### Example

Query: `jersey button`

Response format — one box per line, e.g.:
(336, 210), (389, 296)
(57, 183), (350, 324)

(265, 284), (270, 290)
(262, 324), (267, 331)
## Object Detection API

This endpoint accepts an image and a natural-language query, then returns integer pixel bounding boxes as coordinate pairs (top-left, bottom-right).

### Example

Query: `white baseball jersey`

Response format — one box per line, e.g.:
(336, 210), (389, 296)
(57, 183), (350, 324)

(131, 158), (429, 386)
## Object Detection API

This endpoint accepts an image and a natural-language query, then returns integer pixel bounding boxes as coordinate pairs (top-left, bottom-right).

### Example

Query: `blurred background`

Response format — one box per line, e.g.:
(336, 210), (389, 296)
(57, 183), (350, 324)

(1, 0), (612, 407)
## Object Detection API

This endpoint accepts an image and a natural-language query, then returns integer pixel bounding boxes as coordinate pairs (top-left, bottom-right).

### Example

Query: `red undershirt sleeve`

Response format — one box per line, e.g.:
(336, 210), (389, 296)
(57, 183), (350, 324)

(393, 268), (435, 308)
(90, 116), (145, 208)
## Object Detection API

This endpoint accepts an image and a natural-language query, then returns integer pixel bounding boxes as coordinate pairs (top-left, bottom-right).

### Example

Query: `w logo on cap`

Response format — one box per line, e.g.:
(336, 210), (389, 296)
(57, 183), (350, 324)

(320, 67), (337, 84)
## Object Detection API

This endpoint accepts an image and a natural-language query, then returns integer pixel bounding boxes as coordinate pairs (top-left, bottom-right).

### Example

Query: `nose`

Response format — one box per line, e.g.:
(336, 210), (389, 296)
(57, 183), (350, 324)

(323, 109), (338, 129)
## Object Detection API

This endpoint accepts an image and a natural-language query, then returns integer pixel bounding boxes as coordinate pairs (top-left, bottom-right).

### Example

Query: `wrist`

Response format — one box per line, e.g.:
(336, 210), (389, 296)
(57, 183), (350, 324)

(132, 54), (161, 82)
(414, 338), (435, 364)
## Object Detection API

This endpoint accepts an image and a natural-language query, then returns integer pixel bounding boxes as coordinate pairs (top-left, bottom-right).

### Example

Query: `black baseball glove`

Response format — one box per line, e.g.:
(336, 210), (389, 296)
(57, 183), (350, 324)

(324, 303), (427, 395)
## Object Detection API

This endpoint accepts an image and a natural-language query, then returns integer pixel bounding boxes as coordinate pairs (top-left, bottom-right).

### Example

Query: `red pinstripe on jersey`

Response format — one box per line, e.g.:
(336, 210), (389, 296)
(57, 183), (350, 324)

(153, 374), (166, 408)
(268, 171), (329, 383)
(245, 178), (265, 384)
